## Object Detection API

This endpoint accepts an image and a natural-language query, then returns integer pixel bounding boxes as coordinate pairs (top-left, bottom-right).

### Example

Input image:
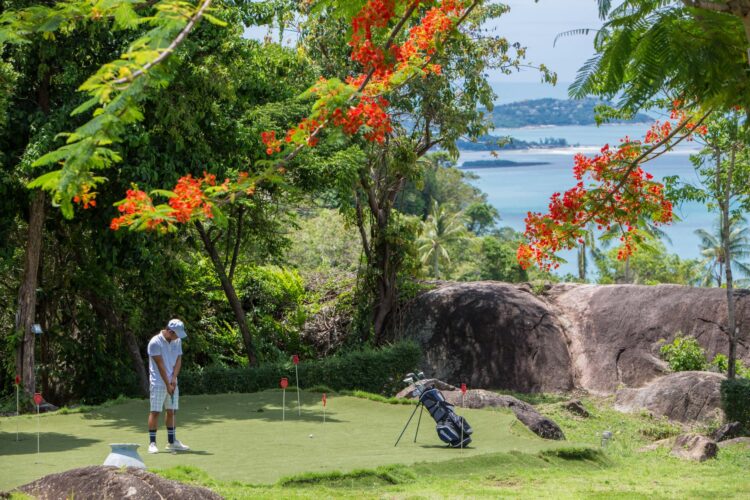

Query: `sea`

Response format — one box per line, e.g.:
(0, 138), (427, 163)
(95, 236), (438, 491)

(458, 122), (712, 277)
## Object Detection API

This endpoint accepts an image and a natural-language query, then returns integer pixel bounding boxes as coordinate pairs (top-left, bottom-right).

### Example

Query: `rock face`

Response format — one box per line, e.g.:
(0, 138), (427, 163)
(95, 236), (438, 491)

(392, 282), (575, 392)
(614, 371), (725, 423)
(712, 422), (743, 442)
(397, 382), (564, 440)
(14, 466), (222, 500)
(392, 282), (750, 394)
(548, 283), (750, 393)
(670, 434), (718, 462)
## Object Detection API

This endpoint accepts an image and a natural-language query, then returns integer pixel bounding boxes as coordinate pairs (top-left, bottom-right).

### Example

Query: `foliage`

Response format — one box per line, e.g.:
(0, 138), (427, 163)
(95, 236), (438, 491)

(237, 265), (308, 361)
(574, 2), (750, 115)
(721, 378), (750, 432)
(694, 215), (750, 287)
(659, 335), (708, 372)
(179, 340), (421, 395)
(416, 201), (468, 278)
(595, 238), (701, 285)
(519, 105), (706, 272)
(710, 354), (750, 379)
(284, 209), (362, 273)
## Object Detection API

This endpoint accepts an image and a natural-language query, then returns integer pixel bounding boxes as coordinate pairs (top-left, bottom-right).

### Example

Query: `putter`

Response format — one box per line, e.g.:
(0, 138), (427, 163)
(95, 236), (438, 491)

(171, 392), (177, 454)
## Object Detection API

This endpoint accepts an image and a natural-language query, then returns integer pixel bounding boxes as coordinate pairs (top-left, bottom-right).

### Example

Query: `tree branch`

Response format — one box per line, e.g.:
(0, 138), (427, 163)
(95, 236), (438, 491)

(112, 0), (214, 86)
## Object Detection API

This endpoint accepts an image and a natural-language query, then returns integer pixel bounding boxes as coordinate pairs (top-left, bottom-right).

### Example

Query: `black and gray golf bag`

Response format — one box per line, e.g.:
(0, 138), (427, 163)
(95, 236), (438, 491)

(419, 386), (473, 448)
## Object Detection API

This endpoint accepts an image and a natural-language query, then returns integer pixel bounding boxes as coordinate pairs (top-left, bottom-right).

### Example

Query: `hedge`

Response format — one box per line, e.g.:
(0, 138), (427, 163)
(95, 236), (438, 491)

(179, 341), (422, 396)
(720, 378), (750, 432)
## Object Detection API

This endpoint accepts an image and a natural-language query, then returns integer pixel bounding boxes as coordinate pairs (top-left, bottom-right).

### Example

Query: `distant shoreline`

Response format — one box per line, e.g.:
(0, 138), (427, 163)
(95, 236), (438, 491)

(460, 159), (551, 169)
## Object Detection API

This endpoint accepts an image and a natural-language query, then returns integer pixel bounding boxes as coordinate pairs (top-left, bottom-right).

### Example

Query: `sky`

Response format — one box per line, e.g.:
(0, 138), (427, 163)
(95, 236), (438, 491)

(490, 0), (604, 85)
(245, 1), (606, 101)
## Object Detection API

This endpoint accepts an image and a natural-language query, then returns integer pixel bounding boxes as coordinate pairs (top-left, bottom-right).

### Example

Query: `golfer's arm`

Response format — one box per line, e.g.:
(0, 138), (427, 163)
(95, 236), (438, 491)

(152, 355), (170, 386)
(172, 356), (182, 383)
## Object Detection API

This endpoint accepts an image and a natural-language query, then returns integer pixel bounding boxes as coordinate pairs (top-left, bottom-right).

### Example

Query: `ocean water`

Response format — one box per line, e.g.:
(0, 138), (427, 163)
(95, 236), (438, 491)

(459, 123), (713, 277)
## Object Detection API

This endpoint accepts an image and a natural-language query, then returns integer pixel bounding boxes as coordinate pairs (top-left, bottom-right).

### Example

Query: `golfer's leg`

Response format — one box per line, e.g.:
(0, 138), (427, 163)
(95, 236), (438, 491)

(149, 385), (167, 451)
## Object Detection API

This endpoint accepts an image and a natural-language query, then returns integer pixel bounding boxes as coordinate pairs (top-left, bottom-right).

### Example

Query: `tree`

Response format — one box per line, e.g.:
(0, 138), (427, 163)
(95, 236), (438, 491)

(669, 111), (750, 378)
(574, 1), (750, 114)
(417, 201), (468, 278)
(695, 216), (750, 287)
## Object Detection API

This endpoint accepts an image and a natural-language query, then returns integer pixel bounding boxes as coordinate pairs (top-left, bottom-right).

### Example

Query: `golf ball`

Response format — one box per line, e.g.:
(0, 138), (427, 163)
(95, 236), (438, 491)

(309, 434), (314, 438)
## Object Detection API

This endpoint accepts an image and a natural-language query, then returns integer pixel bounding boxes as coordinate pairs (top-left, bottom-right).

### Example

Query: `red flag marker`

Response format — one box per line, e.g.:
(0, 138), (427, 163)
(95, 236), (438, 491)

(322, 393), (327, 406)
(34, 392), (42, 457)
(280, 378), (288, 421)
(15, 374), (20, 386)
(33, 393), (43, 406)
(461, 383), (467, 394)
(292, 354), (299, 365)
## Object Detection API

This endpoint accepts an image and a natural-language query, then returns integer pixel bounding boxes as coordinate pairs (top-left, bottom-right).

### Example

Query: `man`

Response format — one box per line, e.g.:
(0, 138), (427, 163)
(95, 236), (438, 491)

(147, 318), (189, 453)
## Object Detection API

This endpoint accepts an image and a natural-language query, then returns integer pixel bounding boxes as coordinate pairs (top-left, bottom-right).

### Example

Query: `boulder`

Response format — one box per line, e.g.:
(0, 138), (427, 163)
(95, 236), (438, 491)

(13, 466), (222, 499)
(396, 383), (564, 440)
(670, 434), (718, 461)
(392, 282), (575, 393)
(637, 437), (674, 452)
(711, 422), (743, 442)
(563, 400), (589, 418)
(718, 437), (750, 449)
(387, 281), (750, 397)
(548, 283), (750, 393)
(614, 371), (724, 423)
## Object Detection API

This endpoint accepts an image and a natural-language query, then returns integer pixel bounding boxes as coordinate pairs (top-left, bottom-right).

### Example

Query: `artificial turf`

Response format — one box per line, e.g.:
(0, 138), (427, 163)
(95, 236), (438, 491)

(0, 390), (556, 491)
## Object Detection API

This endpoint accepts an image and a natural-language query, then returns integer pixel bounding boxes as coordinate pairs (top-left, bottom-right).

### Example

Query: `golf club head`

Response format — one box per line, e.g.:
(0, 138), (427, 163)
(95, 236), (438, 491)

(416, 371), (425, 380)
(402, 372), (416, 385)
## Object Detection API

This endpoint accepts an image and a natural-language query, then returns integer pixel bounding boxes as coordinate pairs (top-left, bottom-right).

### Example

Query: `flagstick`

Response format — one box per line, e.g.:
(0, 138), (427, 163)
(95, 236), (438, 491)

(15, 383), (19, 441)
(460, 392), (464, 450)
(282, 388), (286, 422)
(36, 402), (40, 460)
(295, 363), (301, 416)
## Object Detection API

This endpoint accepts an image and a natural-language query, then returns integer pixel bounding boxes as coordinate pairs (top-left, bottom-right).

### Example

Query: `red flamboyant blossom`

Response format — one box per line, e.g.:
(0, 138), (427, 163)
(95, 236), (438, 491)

(261, 0), (464, 155)
(518, 107), (707, 271)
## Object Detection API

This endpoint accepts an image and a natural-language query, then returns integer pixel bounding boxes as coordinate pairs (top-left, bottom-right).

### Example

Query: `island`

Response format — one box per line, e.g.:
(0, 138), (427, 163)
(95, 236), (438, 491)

(460, 159), (551, 169)
(488, 97), (653, 128)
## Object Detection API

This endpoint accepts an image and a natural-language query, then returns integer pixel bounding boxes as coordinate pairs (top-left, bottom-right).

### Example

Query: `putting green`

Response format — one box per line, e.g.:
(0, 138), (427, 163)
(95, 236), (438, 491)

(0, 391), (557, 490)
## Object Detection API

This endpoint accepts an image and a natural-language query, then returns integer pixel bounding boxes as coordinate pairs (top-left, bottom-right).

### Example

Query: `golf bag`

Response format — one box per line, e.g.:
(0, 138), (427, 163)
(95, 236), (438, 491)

(419, 386), (473, 448)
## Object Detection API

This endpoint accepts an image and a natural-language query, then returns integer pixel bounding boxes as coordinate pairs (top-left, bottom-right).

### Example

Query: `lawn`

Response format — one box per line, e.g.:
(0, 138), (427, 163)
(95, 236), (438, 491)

(2, 392), (750, 498)
(0, 390), (554, 491)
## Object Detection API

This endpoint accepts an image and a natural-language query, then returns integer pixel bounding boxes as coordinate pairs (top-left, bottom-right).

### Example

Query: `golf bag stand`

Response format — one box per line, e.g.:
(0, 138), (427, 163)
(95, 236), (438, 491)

(394, 375), (473, 448)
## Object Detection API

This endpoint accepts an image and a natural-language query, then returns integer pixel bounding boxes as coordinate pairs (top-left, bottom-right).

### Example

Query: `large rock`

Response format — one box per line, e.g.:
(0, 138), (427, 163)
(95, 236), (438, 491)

(670, 433), (718, 461)
(13, 466), (222, 499)
(614, 371), (724, 423)
(548, 283), (750, 392)
(390, 281), (750, 395)
(392, 282), (575, 393)
(712, 422), (743, 442)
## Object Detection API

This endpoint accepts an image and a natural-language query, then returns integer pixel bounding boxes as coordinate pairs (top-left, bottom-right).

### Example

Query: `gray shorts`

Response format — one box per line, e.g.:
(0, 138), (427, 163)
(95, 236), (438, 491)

(150, 384), (179, 412)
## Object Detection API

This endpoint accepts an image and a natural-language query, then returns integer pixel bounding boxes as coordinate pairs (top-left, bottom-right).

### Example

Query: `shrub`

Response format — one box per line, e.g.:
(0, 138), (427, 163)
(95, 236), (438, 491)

(659, 335), (707, 372)
(720, 378), (750, 432)
(179, 341), (422, 396)
(710, 354), (750, 379)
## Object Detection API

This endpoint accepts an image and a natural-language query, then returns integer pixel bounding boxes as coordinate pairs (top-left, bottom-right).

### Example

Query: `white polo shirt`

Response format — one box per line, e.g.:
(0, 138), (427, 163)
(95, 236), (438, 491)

(147, 332), (183, 388)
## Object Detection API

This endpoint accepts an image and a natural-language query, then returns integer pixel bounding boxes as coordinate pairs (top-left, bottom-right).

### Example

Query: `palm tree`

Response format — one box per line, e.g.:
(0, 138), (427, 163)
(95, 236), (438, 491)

(417, 201), (467, 279)
(695, 215), (750, 287)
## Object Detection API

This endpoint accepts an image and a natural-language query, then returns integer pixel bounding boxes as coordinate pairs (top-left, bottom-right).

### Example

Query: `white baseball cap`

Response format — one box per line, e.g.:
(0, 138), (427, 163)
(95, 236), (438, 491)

(167, 319), (187, 339)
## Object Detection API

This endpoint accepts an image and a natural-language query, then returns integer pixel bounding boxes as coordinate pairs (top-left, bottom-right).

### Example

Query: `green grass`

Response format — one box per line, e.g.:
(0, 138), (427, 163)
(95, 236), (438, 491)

(0, 390), (553, 492)
(3, 392), (750, 498)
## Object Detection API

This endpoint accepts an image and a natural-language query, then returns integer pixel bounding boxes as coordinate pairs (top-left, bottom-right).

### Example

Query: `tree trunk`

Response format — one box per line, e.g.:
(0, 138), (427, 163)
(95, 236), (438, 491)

(15, 190), (45, 397)
(724, 149), (738, 379)
(578, 242), (586, 281)
(84, 292), (149, 396)
(195, 221), (258, 365)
